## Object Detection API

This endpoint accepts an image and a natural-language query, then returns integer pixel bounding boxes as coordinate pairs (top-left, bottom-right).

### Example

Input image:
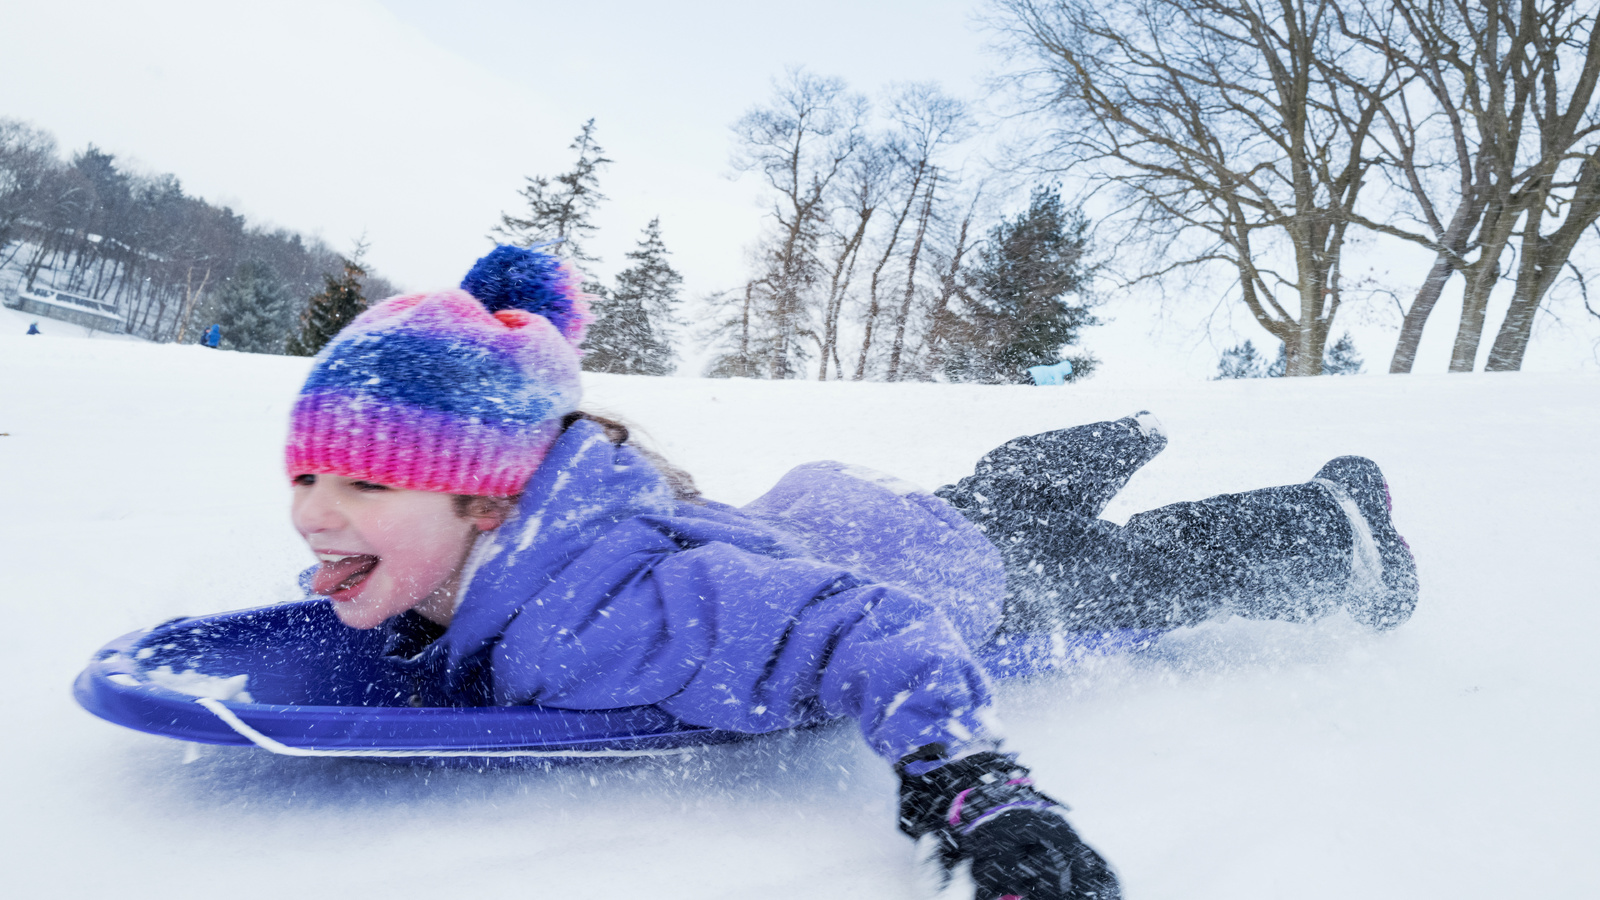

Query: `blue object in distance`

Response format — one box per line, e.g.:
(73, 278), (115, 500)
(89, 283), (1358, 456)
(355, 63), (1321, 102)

(1028, 360), (1074, 385)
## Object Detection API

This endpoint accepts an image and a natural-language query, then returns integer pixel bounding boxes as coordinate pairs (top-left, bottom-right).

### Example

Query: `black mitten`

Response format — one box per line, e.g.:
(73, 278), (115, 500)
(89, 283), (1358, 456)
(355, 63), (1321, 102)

(897, 747), (1121, 900)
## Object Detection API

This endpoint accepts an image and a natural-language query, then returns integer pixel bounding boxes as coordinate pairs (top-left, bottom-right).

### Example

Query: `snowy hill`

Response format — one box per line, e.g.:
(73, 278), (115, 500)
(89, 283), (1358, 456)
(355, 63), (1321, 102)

(0, 301), (147, 343)
(1, 335), (1595, 899)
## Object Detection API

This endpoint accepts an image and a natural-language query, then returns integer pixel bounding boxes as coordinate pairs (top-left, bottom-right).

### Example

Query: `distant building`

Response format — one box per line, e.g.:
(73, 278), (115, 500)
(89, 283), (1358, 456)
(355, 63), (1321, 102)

(3, 286), (125, 333)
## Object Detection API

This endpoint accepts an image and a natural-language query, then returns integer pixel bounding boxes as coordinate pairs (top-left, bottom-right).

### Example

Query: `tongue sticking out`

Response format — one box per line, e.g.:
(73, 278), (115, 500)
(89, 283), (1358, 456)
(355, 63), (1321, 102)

(312, 555), (379, 596)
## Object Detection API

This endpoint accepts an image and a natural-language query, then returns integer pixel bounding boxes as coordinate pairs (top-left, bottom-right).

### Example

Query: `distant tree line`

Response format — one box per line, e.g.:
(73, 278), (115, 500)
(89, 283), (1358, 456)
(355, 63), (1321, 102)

(0, 118), (393, 352)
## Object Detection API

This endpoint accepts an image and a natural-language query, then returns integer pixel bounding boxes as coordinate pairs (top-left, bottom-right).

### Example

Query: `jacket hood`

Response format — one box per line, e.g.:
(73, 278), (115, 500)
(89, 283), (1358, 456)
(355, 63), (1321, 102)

(438, 419), (679, 677)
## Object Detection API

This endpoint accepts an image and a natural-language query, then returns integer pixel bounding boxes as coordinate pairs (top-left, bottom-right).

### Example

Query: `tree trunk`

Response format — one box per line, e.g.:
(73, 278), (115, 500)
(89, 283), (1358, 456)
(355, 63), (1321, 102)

(1449, 236), (1510, 372)
(1485, 270), (1546, 372)
(1487, 160), (1600, 371)
(1448, 272), (1493, 372)
(855, 162), (926, 380)
(1389, 255), (1453, 373)
(1386, 175), (1490, 373)
(886, 174), (936, 381)
(174, 265), (212, 344)
(1447, 193), (1521, 372)
(818, 210), (872, 380)
(923, 208), (975, 371)
(738, 281), (754, 372)
(21, 239), (48, 290)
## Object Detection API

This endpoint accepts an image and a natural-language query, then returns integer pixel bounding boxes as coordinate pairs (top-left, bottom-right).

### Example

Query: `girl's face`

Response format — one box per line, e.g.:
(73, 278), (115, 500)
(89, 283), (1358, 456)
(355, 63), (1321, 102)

(290, 474), (503, 630)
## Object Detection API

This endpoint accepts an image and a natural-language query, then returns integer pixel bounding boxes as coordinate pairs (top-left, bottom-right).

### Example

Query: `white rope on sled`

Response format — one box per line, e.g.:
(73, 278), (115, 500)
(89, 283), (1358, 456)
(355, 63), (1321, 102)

(194, 697), (696, 759)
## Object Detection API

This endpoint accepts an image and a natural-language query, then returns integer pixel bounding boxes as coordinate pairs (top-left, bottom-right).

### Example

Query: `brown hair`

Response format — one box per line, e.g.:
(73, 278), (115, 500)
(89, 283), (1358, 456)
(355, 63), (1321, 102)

(452, 494), (518, 521)
(561, 411), (703, 502)
(451, 410), (701, 519)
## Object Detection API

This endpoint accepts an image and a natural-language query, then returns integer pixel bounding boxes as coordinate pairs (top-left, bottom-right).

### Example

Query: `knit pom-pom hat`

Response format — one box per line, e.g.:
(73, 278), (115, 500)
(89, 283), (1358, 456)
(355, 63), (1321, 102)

(285, 246), (593, 496)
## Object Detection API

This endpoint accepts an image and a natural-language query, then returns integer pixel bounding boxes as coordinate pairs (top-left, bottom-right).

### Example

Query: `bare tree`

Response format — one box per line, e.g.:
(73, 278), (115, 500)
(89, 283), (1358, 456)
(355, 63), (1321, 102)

(851, 165), (921, 379)
(172, 265), (213, 344)
(0, 119), (58, 266)
(886, 171), (940, 380)
(995, 0), (1405, 375)
(732, 68), (867, 379)
(855, 83), (970, 379)
(1337, 0), (1502, 372)
(921, 188), (985, 376)
(1345, 0), (1600, 372)
(1481, 2), (1600, 370)
(816, 141), (892, 379)
(704, 281), (767, 378)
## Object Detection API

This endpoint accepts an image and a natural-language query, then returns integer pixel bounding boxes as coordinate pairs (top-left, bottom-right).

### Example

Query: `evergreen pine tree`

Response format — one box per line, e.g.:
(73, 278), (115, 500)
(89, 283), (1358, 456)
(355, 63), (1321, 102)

(1322, 333), (1364, 375)
(703, 284), (769, 379)
(213, 261), (294, 354)
(286, 252), (369, 357)
(1216, 340), (1268, 379)
(942, 186), (1098, 384)
(493, 119), (611, 273)
(583, 218), (682, 375)
(1267, 343), (1288, 377)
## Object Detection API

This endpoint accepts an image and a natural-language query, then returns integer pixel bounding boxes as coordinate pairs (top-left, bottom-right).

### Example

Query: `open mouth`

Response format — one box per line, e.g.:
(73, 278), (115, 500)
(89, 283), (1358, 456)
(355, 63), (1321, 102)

(311, 553), (379, 599)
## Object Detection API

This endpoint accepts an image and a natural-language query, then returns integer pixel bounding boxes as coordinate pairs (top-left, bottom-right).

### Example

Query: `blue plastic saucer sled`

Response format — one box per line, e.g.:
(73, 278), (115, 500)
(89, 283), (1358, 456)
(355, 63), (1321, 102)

(74, 600), (1158, 762)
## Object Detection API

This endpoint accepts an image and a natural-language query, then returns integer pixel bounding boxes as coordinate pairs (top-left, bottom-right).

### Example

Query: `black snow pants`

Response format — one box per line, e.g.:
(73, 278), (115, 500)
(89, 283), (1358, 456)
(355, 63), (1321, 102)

(936, 414), (1356, 633)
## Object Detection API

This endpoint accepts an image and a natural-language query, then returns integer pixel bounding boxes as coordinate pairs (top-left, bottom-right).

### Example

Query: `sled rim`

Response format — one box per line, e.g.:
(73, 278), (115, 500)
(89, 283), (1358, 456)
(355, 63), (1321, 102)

(73, 601), (1162, 759)
(73, 624), (744, 757)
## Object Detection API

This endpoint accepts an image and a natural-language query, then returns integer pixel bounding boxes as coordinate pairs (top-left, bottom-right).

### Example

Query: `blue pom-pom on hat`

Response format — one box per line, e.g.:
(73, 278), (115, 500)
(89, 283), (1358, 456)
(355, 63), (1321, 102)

(461, 245), (591, 345)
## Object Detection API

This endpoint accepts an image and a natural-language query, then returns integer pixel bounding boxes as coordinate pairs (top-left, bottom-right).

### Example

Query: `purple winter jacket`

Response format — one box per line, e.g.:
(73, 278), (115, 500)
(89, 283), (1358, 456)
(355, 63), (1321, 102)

(429, 419), (1010, 762)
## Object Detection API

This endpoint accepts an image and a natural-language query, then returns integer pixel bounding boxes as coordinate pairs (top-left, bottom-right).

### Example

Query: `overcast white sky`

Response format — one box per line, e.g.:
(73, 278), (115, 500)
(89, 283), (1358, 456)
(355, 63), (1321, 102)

(3, 0), (1595, 375)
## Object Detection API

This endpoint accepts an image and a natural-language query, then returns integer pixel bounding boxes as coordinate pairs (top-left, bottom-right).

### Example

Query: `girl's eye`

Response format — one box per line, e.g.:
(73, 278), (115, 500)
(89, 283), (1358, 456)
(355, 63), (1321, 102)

(351, 480), (391, 493)
(292, 474), (315, 487)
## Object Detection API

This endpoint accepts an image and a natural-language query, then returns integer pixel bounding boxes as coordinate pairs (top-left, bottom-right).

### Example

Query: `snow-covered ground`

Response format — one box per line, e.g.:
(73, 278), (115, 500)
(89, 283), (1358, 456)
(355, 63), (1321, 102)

(0, 301), (146, 343)
(1, 335), (1595, 899)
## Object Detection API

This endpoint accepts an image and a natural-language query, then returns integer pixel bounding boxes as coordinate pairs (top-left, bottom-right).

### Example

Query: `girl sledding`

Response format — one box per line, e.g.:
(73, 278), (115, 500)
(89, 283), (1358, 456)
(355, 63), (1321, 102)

(78, 245), (1417, 900)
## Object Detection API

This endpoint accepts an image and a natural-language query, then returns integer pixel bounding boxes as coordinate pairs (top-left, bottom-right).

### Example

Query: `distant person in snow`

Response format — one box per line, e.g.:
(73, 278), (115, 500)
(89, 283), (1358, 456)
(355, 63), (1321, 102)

(202, 324), (222, 348)
(27, 322), (41, 335)
(282, 246), (1416, 900)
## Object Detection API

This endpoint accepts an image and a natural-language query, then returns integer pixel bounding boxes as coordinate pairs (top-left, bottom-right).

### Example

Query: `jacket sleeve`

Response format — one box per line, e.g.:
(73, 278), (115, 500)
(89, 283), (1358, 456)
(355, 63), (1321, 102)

(489, 518), (1001, 762)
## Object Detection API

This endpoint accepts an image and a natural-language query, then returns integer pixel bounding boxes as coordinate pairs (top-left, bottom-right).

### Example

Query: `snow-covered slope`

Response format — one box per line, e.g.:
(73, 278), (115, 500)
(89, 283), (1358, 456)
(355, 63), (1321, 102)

(1, 336), (1594, 899)
(0, 302), (147, 342)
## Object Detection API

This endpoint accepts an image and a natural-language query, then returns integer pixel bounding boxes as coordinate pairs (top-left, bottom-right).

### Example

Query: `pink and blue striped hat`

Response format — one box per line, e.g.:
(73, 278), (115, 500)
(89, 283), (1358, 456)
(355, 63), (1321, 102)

(285, 246), (592, 496)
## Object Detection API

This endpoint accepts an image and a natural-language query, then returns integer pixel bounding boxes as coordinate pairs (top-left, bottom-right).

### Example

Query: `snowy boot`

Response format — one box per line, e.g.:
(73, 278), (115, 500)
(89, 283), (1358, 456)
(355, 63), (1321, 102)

(989, 472), (1400, 633)
(937, 412), (1169, 524)
(1311, 456), (1419, 630)
(897, 747), (1121, 900)
(937, 413), (1170, 634)
(1108, 478), (1362, 627)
